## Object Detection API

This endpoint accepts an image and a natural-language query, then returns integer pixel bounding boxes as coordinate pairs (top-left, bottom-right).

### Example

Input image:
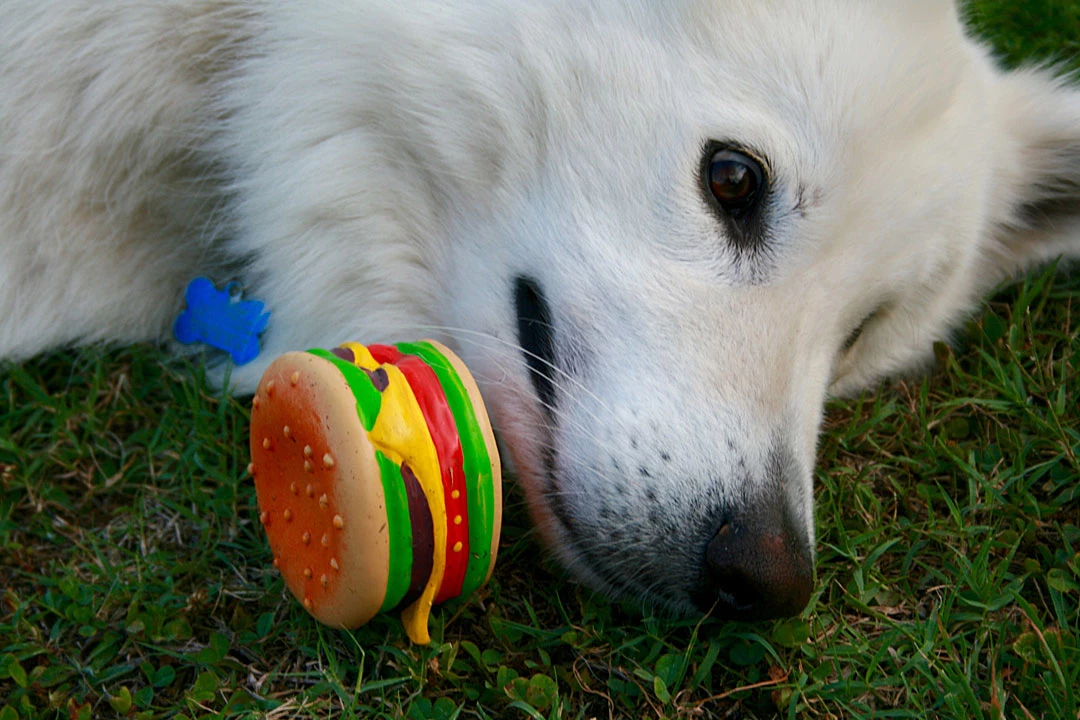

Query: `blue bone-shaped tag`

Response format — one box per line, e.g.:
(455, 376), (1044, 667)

(174, 277), (270, 365)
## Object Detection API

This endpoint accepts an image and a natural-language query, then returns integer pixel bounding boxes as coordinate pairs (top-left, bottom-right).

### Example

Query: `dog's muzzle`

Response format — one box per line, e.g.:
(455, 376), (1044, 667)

(511, 275), (813, 620)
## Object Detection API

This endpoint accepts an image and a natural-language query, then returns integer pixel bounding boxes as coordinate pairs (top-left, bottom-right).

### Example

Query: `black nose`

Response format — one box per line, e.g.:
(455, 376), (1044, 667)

(694, 511), (813, 620)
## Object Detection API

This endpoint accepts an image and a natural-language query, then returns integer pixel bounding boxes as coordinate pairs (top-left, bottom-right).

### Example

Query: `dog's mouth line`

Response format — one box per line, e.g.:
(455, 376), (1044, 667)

(514, 276), (558, 417)
(513, 274), (642, 594)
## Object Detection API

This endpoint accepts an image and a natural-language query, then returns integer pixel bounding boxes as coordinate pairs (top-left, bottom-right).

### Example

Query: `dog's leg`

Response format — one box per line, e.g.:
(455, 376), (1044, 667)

(0, 1), (250, 361)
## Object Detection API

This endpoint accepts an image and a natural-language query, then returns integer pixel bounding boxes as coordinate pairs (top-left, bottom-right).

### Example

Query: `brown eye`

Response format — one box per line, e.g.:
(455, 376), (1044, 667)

(707, 149), (764, 216)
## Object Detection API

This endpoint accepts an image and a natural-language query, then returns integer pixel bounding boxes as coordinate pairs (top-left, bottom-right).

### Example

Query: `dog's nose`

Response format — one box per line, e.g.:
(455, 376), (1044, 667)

(695, 511), (813, 619)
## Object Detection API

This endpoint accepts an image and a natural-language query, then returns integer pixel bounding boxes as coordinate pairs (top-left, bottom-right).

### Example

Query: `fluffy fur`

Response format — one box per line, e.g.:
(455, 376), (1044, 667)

(2, 0), (1078, 614)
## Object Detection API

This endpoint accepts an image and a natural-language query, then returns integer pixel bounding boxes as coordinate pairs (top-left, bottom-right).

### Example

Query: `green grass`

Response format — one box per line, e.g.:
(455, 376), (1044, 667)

(2, 4), (1080, 719)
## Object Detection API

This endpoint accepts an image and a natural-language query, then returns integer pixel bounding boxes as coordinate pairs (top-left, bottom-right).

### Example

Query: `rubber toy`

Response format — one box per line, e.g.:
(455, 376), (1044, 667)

(174, 277), (270, 365)
(248, 340), (502, 644)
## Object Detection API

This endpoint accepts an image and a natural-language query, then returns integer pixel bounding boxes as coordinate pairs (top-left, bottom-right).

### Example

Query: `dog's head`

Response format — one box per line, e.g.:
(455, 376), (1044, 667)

(337, 0), (1080, 617)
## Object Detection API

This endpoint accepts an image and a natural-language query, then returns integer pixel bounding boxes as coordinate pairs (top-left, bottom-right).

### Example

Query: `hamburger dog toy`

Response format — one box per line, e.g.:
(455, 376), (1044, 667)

(248, 340), (502, 644)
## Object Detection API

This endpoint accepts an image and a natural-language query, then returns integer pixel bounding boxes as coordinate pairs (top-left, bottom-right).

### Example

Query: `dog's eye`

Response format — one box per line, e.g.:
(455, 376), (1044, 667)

(706, 149), (764, 216)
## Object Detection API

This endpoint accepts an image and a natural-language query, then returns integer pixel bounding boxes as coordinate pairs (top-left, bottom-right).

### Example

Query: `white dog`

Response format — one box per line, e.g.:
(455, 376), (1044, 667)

(2, 0), (1078, 619)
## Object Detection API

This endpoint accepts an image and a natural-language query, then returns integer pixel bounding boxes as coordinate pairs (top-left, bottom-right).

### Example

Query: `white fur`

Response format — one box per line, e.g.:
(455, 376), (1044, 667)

(2, 0), (1078, 612)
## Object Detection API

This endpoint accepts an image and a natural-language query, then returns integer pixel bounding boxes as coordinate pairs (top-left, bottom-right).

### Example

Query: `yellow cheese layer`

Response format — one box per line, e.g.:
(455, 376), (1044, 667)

(340, 342), (446, 645)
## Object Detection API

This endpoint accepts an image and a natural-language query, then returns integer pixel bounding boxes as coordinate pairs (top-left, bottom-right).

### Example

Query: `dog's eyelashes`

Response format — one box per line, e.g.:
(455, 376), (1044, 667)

(705, 147), (764, 218)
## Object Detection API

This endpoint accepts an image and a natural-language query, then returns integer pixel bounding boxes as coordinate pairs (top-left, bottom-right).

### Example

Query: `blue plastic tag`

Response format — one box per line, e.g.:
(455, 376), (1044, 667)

(174, 277), (270, 365)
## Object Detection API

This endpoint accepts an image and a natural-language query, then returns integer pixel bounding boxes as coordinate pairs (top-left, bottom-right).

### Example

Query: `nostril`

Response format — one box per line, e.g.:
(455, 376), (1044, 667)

(514, 276), (557, 410)
(697, 519), (813, 619)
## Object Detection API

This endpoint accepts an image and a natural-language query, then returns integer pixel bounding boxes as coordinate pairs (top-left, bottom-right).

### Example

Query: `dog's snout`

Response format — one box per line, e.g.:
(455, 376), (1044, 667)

(695, 508), (813, 620)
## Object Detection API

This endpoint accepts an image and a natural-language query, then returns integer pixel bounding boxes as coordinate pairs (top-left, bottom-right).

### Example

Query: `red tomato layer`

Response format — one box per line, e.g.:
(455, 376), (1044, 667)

(369, 344), (470, 603)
